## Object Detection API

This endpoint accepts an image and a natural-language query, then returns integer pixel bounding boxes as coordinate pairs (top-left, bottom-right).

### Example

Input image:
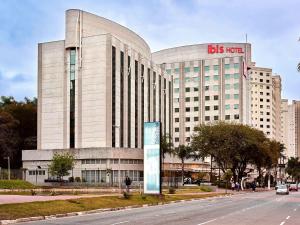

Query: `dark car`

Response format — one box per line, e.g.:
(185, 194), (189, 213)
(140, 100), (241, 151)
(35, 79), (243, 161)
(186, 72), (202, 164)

(289, 184), (298, 191)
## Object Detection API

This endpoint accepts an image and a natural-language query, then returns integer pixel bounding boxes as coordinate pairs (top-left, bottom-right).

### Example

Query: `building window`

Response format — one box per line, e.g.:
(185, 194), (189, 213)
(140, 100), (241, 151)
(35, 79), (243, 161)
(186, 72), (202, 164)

(175, 68), (179, 73)
(205, 116), (210, 121)
(225, 94), (230, 99)
(225, 74), (230, 79)
(175, 118), (179, 122)
(225, 84), (231, 90)
(175, 128), (179, 132)
(194, 117), (199, 121)
(225, 115), (230, 120)
(214, 65), (219, 71)
(186, 117), (190, 122)
(234, 94), (239, 100)
(70, 49), (76, 148)
(234, 63), (239, 69)
(185, 97), (190, 102)
(234, 73), (239, 79)
(266, 79), (270, 83)
(186, 127), (190, 132)
(194, 67), (199, 72)
(214, 95), (219, 100)
(173, 78), (179, 83)
(205, 76), (210, 81)
(234, 114), (239, 119)
(213, 75), (219, 81)
(213, 85), (219, 91)
(184, 67), (190, 73)
(234, 104), (239, 109)
(194, 97), (199, 102)
(214, 116), (219, 120)
(205, 66), (210, 71)
(174, 88), (179, 93)
(205, 96), (210, 101)
(174, 98), (179, 103)
(205, 86), (209, 91)
(128, 56), (132, 147)
(194, 107), (199, 111)
(185, 87), (190, 92)
(205, 106), (210, 111)
(185, 77), (191, 83)
(186, 107), (190, 112)
(225, 104), (230, 110)
(194, 87), (199, 92)
(175, 138), (179, 142)
(234, 83), (239, 90)
(214, 105), (219, 110)
(175, 108), (179, 113)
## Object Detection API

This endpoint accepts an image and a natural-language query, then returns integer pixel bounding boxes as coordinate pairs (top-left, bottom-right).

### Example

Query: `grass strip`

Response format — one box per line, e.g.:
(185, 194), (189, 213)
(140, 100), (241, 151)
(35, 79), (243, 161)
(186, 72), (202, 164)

(0, 193), (226, 220)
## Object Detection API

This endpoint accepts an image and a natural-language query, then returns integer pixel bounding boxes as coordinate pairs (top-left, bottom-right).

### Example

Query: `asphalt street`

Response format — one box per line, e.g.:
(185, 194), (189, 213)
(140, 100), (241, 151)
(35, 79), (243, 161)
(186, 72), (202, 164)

(20, 191), (300, 225)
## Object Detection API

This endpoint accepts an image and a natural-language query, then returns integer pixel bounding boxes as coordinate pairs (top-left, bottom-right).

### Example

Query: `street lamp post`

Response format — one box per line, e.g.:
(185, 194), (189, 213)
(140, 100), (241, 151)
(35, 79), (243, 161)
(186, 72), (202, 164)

(4, 157), (10, 180)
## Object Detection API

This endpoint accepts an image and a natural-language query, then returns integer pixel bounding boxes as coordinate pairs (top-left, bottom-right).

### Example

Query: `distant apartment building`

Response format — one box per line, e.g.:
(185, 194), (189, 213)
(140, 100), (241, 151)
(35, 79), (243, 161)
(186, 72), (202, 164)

(281, 99), (289, 157)
(249, 66), (282, 140)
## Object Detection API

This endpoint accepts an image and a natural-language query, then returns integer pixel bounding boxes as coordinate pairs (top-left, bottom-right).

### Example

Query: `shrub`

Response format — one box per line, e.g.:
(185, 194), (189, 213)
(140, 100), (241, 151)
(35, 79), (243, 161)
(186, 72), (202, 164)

(123, 191), (130, 199)
(168, 187), (176, 194)
(141, 194), (147, 200)
(68, 177), (74, 182)
(30, 189), (37, 196)
(199, 186), (212, 192)
(0, 180), (35, 189)
(74, 177), (81, 182)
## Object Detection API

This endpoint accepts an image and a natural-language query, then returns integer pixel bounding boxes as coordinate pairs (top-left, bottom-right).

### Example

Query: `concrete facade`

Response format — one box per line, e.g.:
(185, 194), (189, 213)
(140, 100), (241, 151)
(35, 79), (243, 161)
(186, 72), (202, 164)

(249, 66), (282, 140)
(152, 43), (252, 147)
(23, 9), (172, 185)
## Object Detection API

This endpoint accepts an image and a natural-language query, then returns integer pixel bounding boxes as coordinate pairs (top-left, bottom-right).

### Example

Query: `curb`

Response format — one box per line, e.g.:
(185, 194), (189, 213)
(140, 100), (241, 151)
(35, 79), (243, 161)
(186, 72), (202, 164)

(0, 194), (231, 225)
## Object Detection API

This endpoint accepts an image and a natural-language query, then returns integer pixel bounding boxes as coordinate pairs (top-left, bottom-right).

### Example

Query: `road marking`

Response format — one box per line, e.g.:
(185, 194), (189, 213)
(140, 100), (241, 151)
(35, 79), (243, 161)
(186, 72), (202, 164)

(294, 208), (297, 211)
(280, 222), (285, 225)
(198, 218), (217, 225)
(111, 221), (129, 225)
(286, 216), (290, 220)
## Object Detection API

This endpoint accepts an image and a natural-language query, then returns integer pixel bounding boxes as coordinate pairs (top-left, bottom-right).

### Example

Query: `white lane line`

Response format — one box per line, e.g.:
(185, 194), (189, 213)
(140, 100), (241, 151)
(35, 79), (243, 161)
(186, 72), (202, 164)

(197, 218), (217, 225)
(280, 222), (285, 225)
(111, 221), (129, 225)
(286, 216), (290, 220)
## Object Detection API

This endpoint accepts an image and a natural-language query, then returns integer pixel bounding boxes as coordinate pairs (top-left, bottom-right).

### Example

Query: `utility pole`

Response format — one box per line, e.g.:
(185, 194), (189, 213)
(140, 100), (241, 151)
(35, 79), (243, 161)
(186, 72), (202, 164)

(4, 157), (10, 180)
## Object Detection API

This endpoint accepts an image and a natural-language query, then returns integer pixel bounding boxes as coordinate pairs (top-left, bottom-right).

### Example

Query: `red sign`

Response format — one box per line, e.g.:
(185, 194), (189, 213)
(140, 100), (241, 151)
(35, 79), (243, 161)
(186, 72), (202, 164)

(208, 44), (244, 54)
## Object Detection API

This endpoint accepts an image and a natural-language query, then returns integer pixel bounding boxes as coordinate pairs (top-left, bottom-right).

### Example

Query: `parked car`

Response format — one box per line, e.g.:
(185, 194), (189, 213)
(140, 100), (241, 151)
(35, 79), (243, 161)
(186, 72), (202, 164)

(276, 184), (289, 195)
(289, 183), (298, 192)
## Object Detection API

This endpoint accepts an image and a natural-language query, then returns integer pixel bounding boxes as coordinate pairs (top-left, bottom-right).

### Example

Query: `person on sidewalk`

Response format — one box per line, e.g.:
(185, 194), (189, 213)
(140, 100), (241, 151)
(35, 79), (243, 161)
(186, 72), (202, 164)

(125, 176), (132, 193)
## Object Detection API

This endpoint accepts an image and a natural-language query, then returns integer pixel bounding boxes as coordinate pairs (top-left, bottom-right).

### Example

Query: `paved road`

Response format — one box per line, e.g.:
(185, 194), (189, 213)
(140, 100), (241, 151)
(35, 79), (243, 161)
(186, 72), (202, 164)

(21, 191), (300, 225)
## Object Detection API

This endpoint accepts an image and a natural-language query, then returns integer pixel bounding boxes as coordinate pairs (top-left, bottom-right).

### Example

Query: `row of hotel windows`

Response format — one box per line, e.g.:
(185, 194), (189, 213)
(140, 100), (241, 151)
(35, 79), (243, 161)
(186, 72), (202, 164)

(250, 71), (271, 77)
(174, 84), (239, 93)
(173, 114), (240, 124)
(174, 104), (239, 113)
(252, 91), (271, 95)
(28, 170), (46, 175)
(252, 98), (271, 103)
(174, 94), (239, 105)
(173, 74), (240, 83)
(166, 64), (240, 74)
(82, 159), (143, 165)
(82, 170), (142, 183)
(251, 78), (271, 83)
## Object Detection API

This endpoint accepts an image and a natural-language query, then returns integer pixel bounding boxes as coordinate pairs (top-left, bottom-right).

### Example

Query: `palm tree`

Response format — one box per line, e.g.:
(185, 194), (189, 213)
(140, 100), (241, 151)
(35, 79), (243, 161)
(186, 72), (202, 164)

(160, 134), (173, 176)
(286, 157), (300, 184)
(174, 144), (193, 185)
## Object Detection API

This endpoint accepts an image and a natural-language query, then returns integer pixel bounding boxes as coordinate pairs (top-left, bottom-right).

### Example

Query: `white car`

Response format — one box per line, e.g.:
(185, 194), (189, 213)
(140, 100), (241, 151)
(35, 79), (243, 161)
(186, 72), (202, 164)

(276, 184), (289, 195)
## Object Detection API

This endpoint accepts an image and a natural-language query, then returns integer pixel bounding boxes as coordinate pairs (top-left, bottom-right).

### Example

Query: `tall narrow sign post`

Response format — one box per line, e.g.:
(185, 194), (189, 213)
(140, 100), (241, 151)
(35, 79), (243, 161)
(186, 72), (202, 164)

(143, 122), (161, 194)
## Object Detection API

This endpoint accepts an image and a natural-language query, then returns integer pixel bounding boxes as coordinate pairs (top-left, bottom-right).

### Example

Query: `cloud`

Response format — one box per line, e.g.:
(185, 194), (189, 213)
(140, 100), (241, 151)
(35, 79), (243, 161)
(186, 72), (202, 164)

(0, 0), (300, 101)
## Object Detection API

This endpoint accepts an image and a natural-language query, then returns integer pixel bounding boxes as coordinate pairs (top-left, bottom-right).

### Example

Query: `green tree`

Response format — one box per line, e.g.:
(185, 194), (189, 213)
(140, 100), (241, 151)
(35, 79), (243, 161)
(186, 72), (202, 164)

(49, 153), (75, 180)
(286, 157), (300, 184)
(222, 169), (233, 193)
(173, 144), (193, 185)
(0, 96), (37, 168)
(161, 134), (173, 174)
(0, 111), (19, 168)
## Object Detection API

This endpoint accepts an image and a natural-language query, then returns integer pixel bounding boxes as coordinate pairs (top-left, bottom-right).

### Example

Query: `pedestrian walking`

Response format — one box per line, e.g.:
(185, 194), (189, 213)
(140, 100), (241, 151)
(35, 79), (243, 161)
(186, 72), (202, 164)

(125, 176), (132, 193)
(231, 182), (235, 191)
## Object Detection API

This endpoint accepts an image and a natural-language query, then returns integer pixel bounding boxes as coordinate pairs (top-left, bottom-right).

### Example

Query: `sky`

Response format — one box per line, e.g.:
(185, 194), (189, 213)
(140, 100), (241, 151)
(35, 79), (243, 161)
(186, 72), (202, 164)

(0, 0), (300, 101)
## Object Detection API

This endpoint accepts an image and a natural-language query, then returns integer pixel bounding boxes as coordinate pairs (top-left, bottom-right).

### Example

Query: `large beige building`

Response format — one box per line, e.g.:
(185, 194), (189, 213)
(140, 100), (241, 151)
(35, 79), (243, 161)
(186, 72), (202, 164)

(249, 66), (282, 140)
(23, 9), (172, 184)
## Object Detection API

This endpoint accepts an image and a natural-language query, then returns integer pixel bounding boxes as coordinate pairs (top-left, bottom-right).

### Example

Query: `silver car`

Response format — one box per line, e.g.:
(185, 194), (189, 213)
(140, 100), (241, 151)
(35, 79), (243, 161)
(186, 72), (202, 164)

(276, 184), (289, 195)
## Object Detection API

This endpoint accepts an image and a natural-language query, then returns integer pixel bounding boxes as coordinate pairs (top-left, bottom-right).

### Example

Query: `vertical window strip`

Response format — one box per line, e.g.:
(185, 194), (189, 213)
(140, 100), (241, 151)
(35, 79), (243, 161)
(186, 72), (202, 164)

(112, 46), (116, 147)
(70, 49), (76, 148)
(135, 60), (138, 148)
(127, 55), (131, 147)
(120, 51), (124, 147)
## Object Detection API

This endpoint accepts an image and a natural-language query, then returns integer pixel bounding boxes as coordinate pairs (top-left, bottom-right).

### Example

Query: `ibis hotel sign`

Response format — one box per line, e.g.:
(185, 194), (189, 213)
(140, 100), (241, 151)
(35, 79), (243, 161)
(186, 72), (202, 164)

(208, 44), (244, 54)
